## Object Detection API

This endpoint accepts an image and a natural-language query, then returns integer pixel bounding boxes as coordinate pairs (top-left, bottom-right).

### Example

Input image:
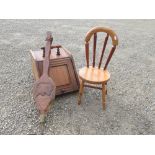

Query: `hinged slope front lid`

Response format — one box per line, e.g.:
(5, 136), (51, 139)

(30, 47), (70, 62)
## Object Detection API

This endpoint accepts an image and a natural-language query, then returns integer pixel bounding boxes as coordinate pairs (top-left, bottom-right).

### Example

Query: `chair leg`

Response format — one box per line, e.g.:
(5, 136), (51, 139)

(102, 83), (106, 110)
(78, 80), (84, 105)
(105, 82), (107, 95)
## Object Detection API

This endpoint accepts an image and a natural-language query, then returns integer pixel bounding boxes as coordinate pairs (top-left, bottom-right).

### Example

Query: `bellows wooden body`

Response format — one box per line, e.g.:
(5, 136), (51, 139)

(33, 32), (56, 123)
(30, 45), (79, 96)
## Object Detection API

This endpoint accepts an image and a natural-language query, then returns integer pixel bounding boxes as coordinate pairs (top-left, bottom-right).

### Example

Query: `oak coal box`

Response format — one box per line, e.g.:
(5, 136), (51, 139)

(30, 45), (79, 96)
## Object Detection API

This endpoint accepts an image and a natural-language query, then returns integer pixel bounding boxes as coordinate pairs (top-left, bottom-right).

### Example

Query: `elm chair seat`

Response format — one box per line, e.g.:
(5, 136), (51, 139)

(79, 66), (110, 84)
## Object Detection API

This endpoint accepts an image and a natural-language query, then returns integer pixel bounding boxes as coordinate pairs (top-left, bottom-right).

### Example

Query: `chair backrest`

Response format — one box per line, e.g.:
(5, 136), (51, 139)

(85, 27), (118, 70)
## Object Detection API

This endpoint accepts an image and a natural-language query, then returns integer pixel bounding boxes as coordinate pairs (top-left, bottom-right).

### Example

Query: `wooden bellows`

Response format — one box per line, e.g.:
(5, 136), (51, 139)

(85, 26), (118, 69)
(33, 31), (56, 122)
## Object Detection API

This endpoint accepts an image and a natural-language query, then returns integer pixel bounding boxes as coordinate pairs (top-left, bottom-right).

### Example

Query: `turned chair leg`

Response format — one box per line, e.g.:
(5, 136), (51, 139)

(102, 83), (106, 110)
(78, 80), (84, 105)
(105, 82), (107, 94)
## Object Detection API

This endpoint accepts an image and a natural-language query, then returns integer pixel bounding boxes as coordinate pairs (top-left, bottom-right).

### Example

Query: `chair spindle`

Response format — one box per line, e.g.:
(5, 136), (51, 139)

(98, 34), (109, 68)
(104, 46), (116, 70)
(85, 42), (89, 67)
(93, 33), (97, 67)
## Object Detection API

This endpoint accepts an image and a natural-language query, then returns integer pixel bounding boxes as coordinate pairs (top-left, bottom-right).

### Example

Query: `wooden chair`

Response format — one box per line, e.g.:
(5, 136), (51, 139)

(78, 27), (118, 110)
